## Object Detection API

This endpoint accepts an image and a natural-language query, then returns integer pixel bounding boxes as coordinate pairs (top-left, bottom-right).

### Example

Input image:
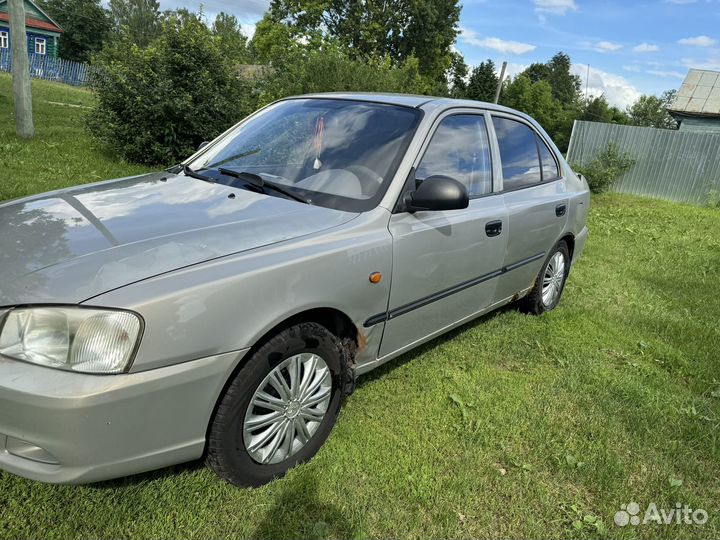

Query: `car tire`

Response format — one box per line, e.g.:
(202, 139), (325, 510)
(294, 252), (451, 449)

(206, 322), (349, 487)
(519, 240), (570, 315)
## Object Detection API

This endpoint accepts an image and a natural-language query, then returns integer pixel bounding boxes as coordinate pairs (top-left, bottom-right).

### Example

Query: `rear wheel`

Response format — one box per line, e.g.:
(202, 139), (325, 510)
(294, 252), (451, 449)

(520, 240), (570, 315)
(207, 322), (347, 486)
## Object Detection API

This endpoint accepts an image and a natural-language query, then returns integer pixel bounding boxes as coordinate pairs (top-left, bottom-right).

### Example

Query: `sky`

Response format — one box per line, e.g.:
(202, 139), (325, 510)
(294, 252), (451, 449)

(155, 0), (720, 109)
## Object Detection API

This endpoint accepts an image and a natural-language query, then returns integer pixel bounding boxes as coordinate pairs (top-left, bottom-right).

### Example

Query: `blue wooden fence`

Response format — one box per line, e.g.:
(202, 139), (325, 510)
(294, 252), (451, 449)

(0, 49), (89, 86)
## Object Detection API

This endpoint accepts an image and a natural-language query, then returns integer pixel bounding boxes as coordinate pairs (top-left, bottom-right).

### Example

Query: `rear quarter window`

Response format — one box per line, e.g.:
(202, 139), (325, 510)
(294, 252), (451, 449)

(492, 116), (542, 191)
(537, 135), (560, 181)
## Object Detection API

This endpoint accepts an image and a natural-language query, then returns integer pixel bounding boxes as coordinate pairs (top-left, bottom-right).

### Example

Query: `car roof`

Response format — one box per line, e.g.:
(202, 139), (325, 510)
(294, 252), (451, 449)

(288, 92), (526, 116)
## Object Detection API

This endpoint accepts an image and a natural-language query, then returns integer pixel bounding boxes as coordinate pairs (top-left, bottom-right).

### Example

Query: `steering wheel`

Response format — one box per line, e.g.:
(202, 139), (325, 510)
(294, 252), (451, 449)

(346, 165), (383, 198)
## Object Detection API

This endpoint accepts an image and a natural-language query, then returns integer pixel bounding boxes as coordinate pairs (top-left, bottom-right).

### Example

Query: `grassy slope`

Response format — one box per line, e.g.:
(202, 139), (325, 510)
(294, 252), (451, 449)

(0, 75), (719, 539)
(0, 74), (150, 201)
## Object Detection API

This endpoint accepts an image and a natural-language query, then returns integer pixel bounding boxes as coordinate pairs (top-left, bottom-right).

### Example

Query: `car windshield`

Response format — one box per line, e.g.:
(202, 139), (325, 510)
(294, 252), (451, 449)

(187, 98), (423, 212)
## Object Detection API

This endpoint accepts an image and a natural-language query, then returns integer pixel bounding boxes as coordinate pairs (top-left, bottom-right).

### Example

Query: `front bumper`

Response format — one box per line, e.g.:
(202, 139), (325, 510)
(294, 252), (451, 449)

(0, 349), (247, 484)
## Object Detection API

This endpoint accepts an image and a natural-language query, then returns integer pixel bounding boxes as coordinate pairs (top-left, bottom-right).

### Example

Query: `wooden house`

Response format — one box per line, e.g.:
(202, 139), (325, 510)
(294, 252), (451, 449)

(0, 0), (63, 59)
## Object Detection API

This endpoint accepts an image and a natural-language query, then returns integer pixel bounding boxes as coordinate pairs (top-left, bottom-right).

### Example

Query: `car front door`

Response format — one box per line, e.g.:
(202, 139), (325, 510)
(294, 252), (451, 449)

(377, 111), (508, 358)
(489, 114), (570, 301)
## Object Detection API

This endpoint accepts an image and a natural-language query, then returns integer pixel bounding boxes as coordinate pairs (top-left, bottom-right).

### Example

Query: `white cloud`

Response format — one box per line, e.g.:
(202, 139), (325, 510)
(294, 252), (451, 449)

(503, 62), (529, 79)
(571, 64), (641, 108)
(646, 69), (685, 78)
(623, 63), (684, 78)
(474, 37), (537, 55)
(171, 0), (270, 18)
(533, 0), (578, 15)
(460, 27), (536, 54)
(240, 23), (256, 40)
(664, 0), (697, 4)
(633, 43), (660, 52)
(594, 41), (623, 52)
(681, 57), (720, 70)
(678, 35), (717, 47)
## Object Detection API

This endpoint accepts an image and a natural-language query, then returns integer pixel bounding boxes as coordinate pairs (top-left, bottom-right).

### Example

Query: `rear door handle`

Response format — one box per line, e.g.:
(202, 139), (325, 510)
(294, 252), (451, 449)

(555, 204), (567, 217)
(485, 220), (502, 237)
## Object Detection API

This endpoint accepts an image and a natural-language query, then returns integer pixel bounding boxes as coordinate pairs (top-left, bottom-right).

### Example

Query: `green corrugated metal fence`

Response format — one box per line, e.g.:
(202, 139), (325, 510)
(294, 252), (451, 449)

(567, 120), (720, 205)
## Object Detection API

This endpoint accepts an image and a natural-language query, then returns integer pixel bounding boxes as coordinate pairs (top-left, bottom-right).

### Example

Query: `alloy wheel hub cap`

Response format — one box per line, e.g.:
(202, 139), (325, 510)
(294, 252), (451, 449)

(243, 353), (332, 465)
(542, 252), (566, 306)
(285, 400), (301, 418)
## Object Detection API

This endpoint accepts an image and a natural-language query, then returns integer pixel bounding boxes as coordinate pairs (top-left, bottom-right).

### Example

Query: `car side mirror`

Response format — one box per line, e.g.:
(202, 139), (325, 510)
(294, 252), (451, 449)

(197, 141), (211, 151)
(403, 175), (469, 213)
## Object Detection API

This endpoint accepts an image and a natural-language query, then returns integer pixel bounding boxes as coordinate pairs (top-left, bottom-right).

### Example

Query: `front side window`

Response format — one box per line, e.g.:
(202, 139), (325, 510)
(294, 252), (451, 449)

(492, 116), (542, 191)
(35, 37), (46, 54)
(189, 99), (422, 212)
(416, 114), (493, 198)
(0, 31), (8, 49)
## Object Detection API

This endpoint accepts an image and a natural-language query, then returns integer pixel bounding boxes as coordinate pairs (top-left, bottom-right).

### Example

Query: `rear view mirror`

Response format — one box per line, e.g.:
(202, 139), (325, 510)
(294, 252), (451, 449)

(197, 141), (211, 151)
(404, 175), (469, 212)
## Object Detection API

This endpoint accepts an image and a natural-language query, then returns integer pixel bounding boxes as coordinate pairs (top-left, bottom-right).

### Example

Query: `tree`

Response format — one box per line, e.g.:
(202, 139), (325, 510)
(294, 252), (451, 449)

(40, 0), (111, 62)
(8, 0), (33, 138)
(212, 12), (248, 64)
(521, 53), (580, 107)
(251, 14), (299, 65)
(522, 62), (550, 84)
(500, 72), (579, 151)
(465, 59), (498, 102)
(507, 51), (582, 151)
(265, 0), (460, 82)
(88, 12), (254, 165)
(259, 46), (434, 104)
(627, 90), (678, 129)
(581, 95), (629, 124)
(448, 52), (468, 98)
(545, 52), (581, 106)
(108, 0), (160, 47)
(501, 75), (562, 134)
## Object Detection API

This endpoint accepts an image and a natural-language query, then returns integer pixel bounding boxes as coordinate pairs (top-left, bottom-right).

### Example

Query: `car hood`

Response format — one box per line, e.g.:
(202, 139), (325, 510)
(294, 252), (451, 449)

(0, 172), (358, 305)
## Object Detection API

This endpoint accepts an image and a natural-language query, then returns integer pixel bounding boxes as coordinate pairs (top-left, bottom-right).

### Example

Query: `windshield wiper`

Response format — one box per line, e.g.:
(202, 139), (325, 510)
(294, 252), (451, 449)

(183, 163), (216, 183)
(217, 168), (310, 204)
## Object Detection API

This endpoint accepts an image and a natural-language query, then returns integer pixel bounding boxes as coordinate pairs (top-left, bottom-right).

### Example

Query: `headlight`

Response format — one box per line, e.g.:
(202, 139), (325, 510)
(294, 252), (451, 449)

(0, 307), (142, 374)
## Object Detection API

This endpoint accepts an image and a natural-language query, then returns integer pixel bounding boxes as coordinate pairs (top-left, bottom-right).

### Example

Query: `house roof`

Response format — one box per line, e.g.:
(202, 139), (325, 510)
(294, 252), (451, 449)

(668, 69), (720, 118)
(0, 0), (63, 33)
(0, 12), (63, 33)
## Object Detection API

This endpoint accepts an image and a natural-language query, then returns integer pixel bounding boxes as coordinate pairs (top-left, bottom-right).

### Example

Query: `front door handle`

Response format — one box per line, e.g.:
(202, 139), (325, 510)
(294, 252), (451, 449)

(555, 204), (567, 217)
(485, 220), (502, 237)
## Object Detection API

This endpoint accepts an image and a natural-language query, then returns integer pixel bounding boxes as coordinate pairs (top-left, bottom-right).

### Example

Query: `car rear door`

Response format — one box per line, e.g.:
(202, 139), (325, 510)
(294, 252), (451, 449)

(377, 111), (508, 358)
(489, 114), (570, 301)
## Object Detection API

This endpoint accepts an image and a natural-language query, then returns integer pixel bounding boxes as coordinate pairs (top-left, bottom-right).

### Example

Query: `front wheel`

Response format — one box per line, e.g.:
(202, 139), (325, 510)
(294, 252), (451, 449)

(520, 240), (570, 315)
(206, 322), (347, 487)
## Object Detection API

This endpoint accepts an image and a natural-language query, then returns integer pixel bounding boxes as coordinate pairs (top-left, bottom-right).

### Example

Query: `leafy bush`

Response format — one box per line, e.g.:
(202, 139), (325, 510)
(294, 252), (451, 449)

(252, 18), (441, 101)
(706, 187), (720, 208)
(87, 13), (255, 166)
(259, 49), (435, 103)
(87, 12), (441, 166)
(572, 141), (635, 194)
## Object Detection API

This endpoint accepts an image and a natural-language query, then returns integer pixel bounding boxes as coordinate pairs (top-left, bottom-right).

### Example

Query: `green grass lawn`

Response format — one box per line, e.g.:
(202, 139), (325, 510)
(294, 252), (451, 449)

(1, 74), (720, 539)
(0, 74), (150, 201)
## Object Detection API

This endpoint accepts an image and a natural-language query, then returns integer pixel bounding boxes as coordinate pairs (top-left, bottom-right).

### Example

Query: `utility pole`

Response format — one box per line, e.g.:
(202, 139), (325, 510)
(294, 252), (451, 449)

(8, 0), (34, 139)
(494, 61), (507, 104)
(585, 64), (590, 101)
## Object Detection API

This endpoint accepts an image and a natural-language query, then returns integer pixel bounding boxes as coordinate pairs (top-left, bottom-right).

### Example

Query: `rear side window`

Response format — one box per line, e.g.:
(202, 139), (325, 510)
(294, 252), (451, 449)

(492, 117), (541, 191)
(417, 114), (493, 197)
(537, 135), (560, 181)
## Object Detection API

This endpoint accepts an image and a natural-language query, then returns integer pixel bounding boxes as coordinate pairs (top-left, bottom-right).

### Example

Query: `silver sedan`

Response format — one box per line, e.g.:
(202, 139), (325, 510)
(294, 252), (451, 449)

(0, 93), (589, 486)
